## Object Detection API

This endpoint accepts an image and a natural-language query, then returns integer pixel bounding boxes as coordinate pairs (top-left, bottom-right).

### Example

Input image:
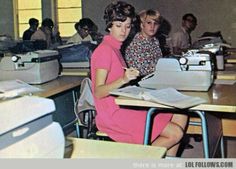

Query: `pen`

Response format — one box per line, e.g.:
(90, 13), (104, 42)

(122, 67), (139, 74)
(123, 67), (137, 70)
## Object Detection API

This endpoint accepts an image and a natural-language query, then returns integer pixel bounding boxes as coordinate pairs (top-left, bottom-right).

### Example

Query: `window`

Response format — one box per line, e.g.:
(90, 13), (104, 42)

(16, 0), (42, 38)
(15, 0), (82, 38)
(57, 0), (82, 37)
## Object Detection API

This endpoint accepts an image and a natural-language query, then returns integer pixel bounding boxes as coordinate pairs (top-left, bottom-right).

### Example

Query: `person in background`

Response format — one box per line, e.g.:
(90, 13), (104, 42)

(22, 18), (39, 40)
(124, 9), (163, 77)
(51, 25), (63, 47)
(171, 13), (197, 55)
(31, 18), (54, 48)
(155, 18), (172, 57)
(91, 1), (188, 157)
(66, 18), (101, 44)
(31, 18), (62, 49)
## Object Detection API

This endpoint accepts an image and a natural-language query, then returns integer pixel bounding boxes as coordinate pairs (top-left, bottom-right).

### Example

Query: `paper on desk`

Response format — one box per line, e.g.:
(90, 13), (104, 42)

(214, 79), (236, 85)
(110, 86), (207, 109)
(144, 88), (207, 109)
(0, 79), (43, 99)
(110, 86), (152, 99)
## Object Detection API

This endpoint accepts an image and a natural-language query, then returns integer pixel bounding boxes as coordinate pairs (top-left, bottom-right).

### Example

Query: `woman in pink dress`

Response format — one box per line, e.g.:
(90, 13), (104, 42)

(91, 1), (187, 157)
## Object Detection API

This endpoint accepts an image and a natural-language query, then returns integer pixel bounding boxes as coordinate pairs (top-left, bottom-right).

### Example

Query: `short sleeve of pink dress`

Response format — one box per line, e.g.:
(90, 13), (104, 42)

(91, 35), (173, 144)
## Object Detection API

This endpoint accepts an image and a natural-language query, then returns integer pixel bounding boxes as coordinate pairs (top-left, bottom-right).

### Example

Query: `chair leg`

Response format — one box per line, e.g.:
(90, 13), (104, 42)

(75, 123), (80, 138)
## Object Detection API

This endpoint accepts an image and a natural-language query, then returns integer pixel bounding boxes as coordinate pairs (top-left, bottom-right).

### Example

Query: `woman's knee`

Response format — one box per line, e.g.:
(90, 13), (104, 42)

(169, 125), (184, 143)
(171, 114), (188, 129)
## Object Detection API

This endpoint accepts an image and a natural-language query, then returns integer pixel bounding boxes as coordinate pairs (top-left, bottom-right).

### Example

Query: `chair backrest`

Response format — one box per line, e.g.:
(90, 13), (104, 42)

(74, 77), (97, 138)
(76, 77), (95, 113)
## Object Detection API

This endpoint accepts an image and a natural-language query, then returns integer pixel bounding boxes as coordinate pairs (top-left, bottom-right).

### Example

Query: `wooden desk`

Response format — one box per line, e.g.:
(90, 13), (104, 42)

(188, 78), (236, 137)
(67, 137), (166, 159)
(225, 55), (236, 64)
(61, 68), (90, 77)
(115, 84), (236, 158)
(226, 58), (236, 64)
(216, 62), (236, 80)
(225, 63), (236, 69)
(216, 71), (236, 80)
(192, 65), (236, 137)
(33, 76), (84, 131)
(34, 75), (84, 97)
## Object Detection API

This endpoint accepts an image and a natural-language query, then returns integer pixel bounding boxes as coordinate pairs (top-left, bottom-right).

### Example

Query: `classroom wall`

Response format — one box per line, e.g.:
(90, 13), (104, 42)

(0, 0), (236, 46)
(0, 0), (14, 38)
(82, 0), (236, 46)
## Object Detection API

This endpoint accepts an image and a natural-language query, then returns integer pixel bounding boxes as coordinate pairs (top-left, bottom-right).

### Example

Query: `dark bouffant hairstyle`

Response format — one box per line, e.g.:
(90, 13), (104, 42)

(104, 1), (136, 32)
(74, 18), (98, 32)
(42, 18), (54, 28)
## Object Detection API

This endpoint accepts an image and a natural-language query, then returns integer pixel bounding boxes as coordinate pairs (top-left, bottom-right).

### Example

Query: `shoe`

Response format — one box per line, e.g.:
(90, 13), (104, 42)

(185, 143), (194, 149)
(193, 134), (202, 142)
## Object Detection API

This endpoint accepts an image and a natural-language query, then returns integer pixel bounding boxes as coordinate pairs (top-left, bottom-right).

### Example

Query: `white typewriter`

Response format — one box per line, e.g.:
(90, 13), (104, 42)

(0, 96), (65, 158)
(0, 50), (60, 84)
(192, 36), (231, 54)
(138, 51), (214, 91)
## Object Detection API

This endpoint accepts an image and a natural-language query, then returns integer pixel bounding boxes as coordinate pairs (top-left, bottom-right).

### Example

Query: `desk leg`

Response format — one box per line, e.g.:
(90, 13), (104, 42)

(72, 90), (80, 138)
(144, 108), (157, 145)
(193, 110), (209, 158)
(144, 109), (224, 158)
(193, 110), (224, 158)
(143, 109), (210, 153)
(144, 109), (209, 158)
(220, 137), (225, 158)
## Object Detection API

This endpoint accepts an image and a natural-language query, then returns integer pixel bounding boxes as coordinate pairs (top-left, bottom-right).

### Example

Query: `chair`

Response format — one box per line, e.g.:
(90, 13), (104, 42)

(74, 77), (96, 138)
(74, 77), (110, 140)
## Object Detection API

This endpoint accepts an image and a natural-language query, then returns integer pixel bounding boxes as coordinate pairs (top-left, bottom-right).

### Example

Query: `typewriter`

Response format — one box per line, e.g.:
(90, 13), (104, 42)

(138, 51), (214, 91)
(0, 50), (60, 84)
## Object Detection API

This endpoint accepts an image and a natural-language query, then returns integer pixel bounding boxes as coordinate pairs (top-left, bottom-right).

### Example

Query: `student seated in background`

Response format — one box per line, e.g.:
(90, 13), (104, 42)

(124, 9), (163, 77)
(91, 1), (188, 157)
(171, 13), (197, 55)
(66, 18), (101, 44)
(30, 18), (54, 48)
(51, 24), (62, 47)
(155, 18), (172, 57)
(31, 18), (62, 49)
(22, 18), (39, 40)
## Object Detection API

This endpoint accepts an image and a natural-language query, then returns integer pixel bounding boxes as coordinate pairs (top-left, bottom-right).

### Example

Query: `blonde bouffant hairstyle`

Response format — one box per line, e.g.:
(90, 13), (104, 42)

(139, 9), (161, 23)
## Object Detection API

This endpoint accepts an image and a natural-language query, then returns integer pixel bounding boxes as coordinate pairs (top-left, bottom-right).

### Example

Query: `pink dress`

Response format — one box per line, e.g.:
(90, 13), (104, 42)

(91, 35), (173, 144)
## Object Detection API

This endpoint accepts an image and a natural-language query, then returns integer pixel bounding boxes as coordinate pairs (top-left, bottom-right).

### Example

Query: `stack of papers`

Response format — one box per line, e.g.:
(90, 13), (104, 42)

(110, 86), (207, 109)
(0, 80), (43, 99)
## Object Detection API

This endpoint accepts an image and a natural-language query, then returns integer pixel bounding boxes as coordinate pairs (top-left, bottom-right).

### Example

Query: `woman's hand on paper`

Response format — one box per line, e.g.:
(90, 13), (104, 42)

(122, 67), (140, 83)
